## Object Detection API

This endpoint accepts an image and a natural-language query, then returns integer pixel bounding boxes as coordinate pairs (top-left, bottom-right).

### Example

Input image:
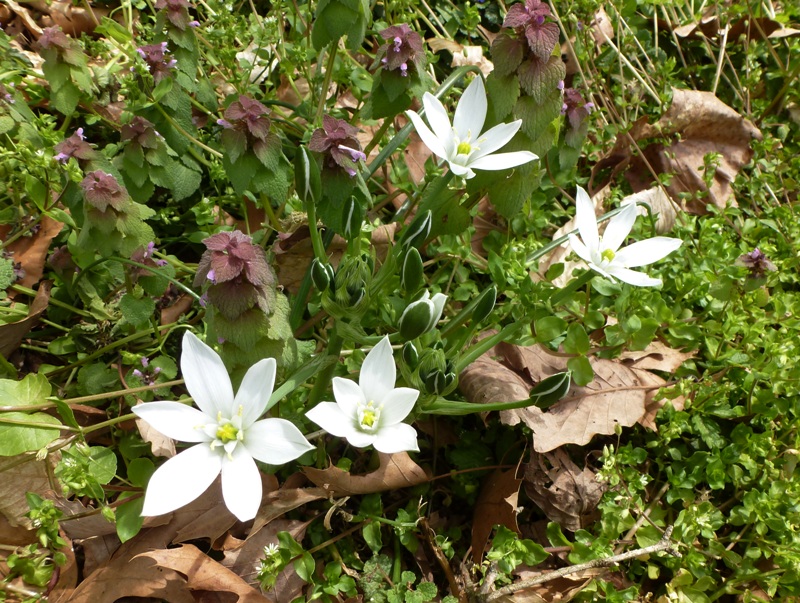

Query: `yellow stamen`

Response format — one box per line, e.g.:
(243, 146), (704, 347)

(601, 249), (616, 262)
(216, 423), (238, 443)
(456, 141), (472, 155)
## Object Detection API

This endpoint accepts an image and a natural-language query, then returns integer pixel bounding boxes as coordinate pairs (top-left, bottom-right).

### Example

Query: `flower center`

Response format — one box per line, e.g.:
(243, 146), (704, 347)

(456, 141), (472, 156)
(357, 400), (382, 432)
(601, 248), (616, 263)
(216, 422), (239, 443)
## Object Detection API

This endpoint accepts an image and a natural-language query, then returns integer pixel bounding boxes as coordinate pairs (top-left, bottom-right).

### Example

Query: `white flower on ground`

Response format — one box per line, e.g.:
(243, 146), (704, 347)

(567, 186), (682, 287)
(132, 331), (313, 522)
(306, 336), (420, 453)
(405, 77), (537, 179)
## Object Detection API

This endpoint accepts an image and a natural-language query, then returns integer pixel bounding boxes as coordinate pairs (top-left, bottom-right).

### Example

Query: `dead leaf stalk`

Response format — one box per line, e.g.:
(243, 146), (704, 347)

(615, 480), (671, 555)
(420, 517), (466, 602)
(483, 526), (679, 603)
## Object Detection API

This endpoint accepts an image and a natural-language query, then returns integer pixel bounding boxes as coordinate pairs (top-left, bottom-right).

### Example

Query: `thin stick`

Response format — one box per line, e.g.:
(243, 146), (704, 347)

(485, 526), (679, 602)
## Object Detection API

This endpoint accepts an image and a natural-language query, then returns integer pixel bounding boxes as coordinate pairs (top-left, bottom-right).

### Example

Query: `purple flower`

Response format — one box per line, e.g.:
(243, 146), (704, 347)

(561, 88), (594, 130)
(137, 42), (177, 83)
(36, 26), (85, 67)
(376, 24), (424, 73)
(121, 116), (162, 150)
(735, 248), (777, 279)
(308, 115), (365, 177)
(220, 96), (272, 142)
(54, 128), (95, 164)
(79, 171), (128, 212)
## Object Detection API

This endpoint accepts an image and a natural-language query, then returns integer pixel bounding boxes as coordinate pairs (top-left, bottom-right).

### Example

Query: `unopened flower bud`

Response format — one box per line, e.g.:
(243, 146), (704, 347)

(402, 341), (419, 369)
(294, 146), (321, 204)
(401, 210), (432, 250)
(311, 258), (334, 292)
(398, 291), (446, 340)
(401, 247), (424, 294)
(471, 284), (497, 324)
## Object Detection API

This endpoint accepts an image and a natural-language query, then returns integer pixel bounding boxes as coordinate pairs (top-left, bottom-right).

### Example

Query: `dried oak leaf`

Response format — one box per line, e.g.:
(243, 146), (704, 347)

(0, 281), (50, 358)
(523, 448), (605, 532)
(592, 89), (762, 214)
(0, 455), (55, 527)
(138, 544), (273, 603)
(618, 340), (694, 373)
(459, 351), (531, 414)
(303, 452), (429, 497)
(0, 215), (64, 292)
(251, 485), (326, 533)
(497, 343), (668, 453)
(471, 465), (523, 563)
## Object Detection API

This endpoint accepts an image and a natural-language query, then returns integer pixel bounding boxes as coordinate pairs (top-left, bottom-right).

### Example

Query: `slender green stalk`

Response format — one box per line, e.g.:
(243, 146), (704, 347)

(307, 329), (343, 406)
(315, 43), (338, 125)
(549, 269), (594, 307)
(11, 285), (94, 319)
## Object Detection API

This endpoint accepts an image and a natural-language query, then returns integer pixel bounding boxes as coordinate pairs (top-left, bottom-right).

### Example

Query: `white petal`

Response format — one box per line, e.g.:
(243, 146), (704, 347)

(306, 402), (356, 438)
(602, 202), (637, 253)
(405, 110), (447, 159)
(235, 357), (276, 427)
(342, 429), (377, 449)
(472, 121), (521, 159)
(181, 332), (235, 418)
(453, 77), (486, 141)
(359, 336), (395, 405)
(132, 401), (213, 443)
(421, 92), (454, 154)
(244, 418), (314, 464)
(221, 446), (261, 521)
(568, 234), (593, 265)
(332, 376), (365, 417)
(373, 423), (419, 454)
(574, 187), (600, 253)
(448, 161), (474, 178)
(614, 237), (682, 268)
(141, 444), (221, 517)
(468, 151), (538, 171)
(605, 265), (662, 287)
(429, 293), (447, 330)
(378, 387), (419, 425)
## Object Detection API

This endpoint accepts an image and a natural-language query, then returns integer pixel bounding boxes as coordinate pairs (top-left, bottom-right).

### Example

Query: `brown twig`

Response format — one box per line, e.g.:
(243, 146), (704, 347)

(484, 526), (679, 603)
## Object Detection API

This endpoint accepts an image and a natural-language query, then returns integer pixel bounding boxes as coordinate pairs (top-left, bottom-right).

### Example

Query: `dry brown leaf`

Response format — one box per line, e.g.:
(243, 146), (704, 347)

(620, 186), (678, 234)
(619, 340), (695, 373)
(137, 545), (273, 603)
(593, 89), (762, 214)
(459, 352), (531, 410)
(497, 343), (668, 452)
(0, 281), (50, 358)
(523, 449), (605, 532)
(251, 486), (326, 534)
(471, 466), (522, 563)
(0, 455), (57, 527)
(56, 498), (118, 540)
(0, 514), (36, 546)
(304, 452), (429, 497)
(134, 405), (176, 458)
(46, 0), (110, 36)
(1, 216), (64, 292)
(160, 293), (194, 326)
(48, 533), (79, 603)
(673, 13), (800, 40)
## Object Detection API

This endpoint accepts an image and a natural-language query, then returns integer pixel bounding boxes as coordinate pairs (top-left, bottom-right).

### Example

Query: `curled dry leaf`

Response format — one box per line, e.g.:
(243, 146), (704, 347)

(428, 39), (494, 77)
(673, 11), (800, 40)
(0, 281), (50, 359)
(251, 485), (326, 533)
(459, 351), (531, 420)
(593, 89), (762, 214)
(1, 215), (64, 292)
(523, 448), (606, 532)
(303, 452), (429, 497)
(134, 402), (176, 459)
(618, 340), (695, 373)
(620, 186), (678, 234)
(471, 465), (523, 564)
(0, 455), (55, 527)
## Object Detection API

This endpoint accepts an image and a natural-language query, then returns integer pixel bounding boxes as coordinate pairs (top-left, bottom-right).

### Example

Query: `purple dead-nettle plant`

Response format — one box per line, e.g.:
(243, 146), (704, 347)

(217, 95), (277, 163)
(561, 88), (594, 127)
(376, 24), (424, 77)
(309, 115), (366, 177)
(136, 42), (178, 83)
(54, 128), (95, 163)
(80, 171), (129, 213)
(132, 356), (162, 384)
(503, 0), (560, 60)
(155, 0), (193, 30)
(121, 116), (163, 150)
(194, 231), (277, 320)
(36, 26), (85, 66)
(735, 248), (777, 279)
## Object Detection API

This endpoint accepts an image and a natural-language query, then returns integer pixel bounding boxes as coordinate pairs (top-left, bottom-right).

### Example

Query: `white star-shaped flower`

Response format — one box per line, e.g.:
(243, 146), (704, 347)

(405, 77), (538, 179)
(305, 336), (420, 453)
(567, 186), (682, 287)
(132, 331), (314, 522)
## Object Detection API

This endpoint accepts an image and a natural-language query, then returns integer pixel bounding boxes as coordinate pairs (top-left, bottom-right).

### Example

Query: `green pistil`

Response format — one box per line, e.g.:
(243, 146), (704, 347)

(361, 409), (376, 428)
(216, 423), (239, 443)
(456, 141), (472, 155)
(601, 249), (616, 262)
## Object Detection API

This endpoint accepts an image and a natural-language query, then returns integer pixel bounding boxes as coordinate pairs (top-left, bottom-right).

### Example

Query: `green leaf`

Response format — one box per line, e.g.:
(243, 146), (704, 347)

(115, 493), (144, 543)
(119, 293), (156, 328)
(487, 72), (520, 122)
(50, 82), (81, 116)
(127, 457), (155, 487)
(564, 323), (590, 355)
(86, 446), (117, 484)
(515, 94), (561, 142)
(535, 316), (566, 342)
(0, 412), (62, 456)
(0, 373), (51, 407)
(518, 56), (565, 104)
(567, 355), (593, 386)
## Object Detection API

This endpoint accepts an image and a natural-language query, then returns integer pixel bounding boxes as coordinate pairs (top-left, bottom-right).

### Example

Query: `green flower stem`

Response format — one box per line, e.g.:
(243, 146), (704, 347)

(11, 285), (93, 319)
(549, 269), (594, 307)
(525, 205), (627, 267)
(439, 278), (492, 339)
(454, 322), (524, 374)
(363, 65), (482, 181)
(423, 395), (546, 416)
(315, 43), (338, 125)
(44, 329), (159, 377)
(81, 413), (137, 435)
(363, 118), (393, 158)
(307, 329), (344, 406)
(0, 416), (77, 432)
(305, 200), (327, 262)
